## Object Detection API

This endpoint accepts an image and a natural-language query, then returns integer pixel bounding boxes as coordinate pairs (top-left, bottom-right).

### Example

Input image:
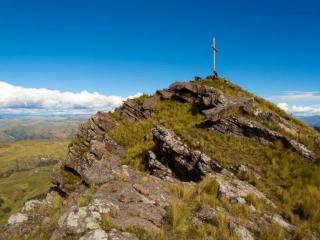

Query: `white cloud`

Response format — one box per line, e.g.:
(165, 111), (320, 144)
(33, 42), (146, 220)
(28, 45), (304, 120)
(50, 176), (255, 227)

(270, 91), (320, 102)
(291, 105), (320, 115)
(275, 102), (320, 116)
(277, 102), (289, 112)
(0, 81), (142, 114)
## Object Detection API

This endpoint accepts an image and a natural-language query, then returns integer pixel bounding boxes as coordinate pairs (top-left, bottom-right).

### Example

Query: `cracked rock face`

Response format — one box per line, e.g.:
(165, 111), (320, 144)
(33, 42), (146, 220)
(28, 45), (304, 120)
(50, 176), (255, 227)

(148, 124), (223, 181)
(52, 112), (125, 194)
(90, 169), (175, 233)
(115, 96), (158, 122)
(147, 124), (275, 207)
(158, 82), (253, 122)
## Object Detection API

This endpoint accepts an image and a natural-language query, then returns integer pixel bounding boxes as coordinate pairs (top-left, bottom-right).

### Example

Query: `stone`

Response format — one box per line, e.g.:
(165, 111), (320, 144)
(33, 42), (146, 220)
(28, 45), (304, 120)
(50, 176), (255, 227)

(142, 95), (158, 110)
(148, 124), (223, 181)
(21, 199), (43, 212)
(229, 223), (255, 240)
(205, 117), (314, 160)
(194, 204), (219, 225)
(7, 213), (28, 225)
(272, 214), (294, 232)
(115, 97), (156, 122)
(251, 108), (298, 136)
(79, 228), (138, 240)
(52, 111), (125, 193)
(79, 229), (109, 240)
(58, 206), (101, 236)
(145, 151), (174, 180)
(202, 98), (253, 122)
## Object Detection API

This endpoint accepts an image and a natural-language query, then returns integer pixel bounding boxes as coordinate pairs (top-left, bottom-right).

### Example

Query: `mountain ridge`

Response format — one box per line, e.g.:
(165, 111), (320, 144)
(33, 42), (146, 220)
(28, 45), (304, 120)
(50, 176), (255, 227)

(2, 76), (320, 240)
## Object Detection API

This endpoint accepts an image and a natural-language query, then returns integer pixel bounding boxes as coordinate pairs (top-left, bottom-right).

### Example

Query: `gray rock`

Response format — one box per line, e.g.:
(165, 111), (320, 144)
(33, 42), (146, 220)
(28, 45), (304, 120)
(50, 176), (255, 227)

(79, 229), (109, 240)
(230, 223), (255, 240)
(148, 124), (222, 181)
(52, 112), (125, 193)
(21, 199), (43, 212)
(272, 214), (294, 232)
(194, 204), (219, 225)
(58, 206), (101, 236)
(115, 97), (156, 122)
(7, 213), (28, 225)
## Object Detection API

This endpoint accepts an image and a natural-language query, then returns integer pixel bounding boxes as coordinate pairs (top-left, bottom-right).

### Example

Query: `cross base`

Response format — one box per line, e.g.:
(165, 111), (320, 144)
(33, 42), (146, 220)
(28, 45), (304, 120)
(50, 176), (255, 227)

(212, 71), (218, 80)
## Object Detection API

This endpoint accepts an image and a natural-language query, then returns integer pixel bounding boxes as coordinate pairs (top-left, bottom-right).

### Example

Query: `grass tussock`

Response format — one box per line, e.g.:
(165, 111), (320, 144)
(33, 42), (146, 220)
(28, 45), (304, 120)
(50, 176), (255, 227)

(166, 176), (239, 239)
(109, 120), (154, 170)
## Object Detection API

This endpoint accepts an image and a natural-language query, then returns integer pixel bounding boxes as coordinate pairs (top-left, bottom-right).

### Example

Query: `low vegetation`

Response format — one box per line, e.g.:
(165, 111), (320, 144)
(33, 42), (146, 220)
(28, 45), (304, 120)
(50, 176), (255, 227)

(0, 140), (68, 222)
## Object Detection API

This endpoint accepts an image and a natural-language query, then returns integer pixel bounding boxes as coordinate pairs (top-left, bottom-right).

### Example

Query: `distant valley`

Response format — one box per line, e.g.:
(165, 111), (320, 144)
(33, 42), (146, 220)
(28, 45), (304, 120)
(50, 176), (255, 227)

(0, 114), (89, 221)
(0, 114), (90, 143)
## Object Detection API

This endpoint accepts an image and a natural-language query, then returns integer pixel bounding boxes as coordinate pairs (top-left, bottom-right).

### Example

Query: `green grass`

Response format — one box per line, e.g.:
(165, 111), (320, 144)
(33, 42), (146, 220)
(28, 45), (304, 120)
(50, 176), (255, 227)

(0, 140), (68, 172)
(0, 140), (68, 222)
(167, 177), (237, 240)
(0, 166), (51, 222)
(109, 120), (154, 170)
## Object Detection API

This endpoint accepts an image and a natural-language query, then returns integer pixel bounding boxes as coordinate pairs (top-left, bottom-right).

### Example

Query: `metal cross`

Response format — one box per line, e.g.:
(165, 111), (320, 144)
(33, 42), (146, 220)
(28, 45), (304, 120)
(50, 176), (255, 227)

(211, 37), (218, 76)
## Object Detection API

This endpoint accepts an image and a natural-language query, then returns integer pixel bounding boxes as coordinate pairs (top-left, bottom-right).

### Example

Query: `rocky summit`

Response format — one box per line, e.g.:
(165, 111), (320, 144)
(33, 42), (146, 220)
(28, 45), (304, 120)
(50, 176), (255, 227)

(1, 76), (320, 240)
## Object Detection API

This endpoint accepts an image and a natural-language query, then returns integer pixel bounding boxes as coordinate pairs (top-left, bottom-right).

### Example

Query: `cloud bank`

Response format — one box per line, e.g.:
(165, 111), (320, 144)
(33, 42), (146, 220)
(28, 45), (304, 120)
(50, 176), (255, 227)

(270, 91), (320, 116)
(277, 103), (320, 116)
(270, 91), (320, 102)
(0, 81), (142, 114)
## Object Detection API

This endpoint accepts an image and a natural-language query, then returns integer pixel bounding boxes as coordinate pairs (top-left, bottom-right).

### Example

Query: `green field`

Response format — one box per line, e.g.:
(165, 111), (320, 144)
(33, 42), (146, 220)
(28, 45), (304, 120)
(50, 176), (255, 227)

(0, 140), (69, 222)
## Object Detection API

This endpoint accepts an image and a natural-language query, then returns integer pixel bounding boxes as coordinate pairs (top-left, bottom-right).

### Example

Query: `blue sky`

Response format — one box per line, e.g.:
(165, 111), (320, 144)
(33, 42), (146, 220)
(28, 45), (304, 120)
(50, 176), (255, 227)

(0, 0), (319, 115)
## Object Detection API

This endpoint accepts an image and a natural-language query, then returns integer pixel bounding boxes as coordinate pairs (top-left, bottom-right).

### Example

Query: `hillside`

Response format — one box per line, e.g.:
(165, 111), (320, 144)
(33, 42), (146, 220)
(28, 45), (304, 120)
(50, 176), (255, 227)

(1, 76), (320, 240)
(0, 140), (69, 222)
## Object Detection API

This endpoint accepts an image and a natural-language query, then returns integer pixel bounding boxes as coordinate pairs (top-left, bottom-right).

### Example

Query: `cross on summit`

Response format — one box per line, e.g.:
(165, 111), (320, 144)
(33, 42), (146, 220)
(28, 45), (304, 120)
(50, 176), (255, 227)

(211, 37), (218, 79)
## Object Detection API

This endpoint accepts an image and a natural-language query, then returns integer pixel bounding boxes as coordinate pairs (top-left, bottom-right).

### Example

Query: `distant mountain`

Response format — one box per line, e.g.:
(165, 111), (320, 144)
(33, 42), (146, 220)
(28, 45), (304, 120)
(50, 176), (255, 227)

(298, 115), (320, 131)
(0, 115), (90, 143)
(298, 115), (320, 125)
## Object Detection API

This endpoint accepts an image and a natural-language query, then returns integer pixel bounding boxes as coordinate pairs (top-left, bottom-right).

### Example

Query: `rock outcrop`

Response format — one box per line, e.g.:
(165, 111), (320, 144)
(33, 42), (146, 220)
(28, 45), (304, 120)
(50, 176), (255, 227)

(52, 111), (125, 194)
(147, 124), (275, 206)
(203, 117), (314, 160)
(158, 81), (314, 160)
(115, 96), (158, 122)
(158, 82), (253, 121)
(147, 124), (223, 182)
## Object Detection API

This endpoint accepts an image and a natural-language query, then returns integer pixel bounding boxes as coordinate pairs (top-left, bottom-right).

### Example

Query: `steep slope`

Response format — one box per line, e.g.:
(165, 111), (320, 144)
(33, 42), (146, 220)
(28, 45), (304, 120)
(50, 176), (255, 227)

(2, 76), (320, 240)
